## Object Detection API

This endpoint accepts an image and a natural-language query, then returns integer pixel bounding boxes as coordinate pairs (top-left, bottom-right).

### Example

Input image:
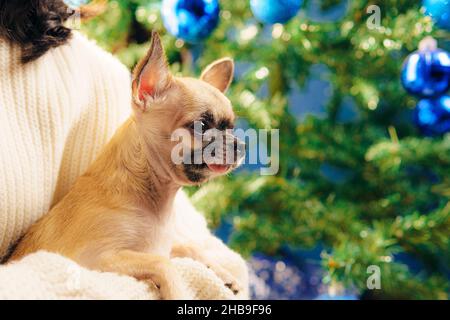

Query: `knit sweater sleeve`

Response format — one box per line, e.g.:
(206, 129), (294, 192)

(50, 32), (132, 205)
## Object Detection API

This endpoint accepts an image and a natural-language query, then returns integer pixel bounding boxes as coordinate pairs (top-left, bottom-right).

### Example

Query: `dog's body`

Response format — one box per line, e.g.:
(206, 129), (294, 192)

(9, 32), (245, 299)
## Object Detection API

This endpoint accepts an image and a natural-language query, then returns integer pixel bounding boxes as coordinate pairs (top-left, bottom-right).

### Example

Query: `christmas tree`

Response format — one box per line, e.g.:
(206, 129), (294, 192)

(81, 0), (449, 299)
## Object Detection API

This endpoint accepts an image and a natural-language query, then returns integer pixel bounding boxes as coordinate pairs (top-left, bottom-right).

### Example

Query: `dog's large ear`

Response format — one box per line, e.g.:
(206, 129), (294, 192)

(200, 58), (234, 93)
(132, 31), (171, 109)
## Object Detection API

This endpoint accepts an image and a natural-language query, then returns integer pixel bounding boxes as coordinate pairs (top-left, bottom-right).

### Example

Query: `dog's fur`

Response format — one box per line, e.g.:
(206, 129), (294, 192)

(9, 32), (244, 299)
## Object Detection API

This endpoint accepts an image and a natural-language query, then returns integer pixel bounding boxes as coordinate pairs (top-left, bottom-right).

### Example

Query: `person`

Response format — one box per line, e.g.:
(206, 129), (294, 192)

(0, 0), (248, 299)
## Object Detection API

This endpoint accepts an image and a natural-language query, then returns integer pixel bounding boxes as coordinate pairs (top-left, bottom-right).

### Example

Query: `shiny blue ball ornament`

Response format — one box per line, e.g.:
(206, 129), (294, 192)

(64, 0), (88, 8)
(161, 0), (220, 43)
(250, 0), (303, 24)
(414, 95), (450, 136)
(423, 0), (450, 30)
(401, 37), (450, 98)
(315, 294), (358, 300)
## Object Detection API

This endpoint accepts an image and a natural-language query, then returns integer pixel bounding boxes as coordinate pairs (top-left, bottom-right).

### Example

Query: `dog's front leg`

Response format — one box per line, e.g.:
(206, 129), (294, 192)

(171, 243), (241, 295)
(95, 250), (190, 300)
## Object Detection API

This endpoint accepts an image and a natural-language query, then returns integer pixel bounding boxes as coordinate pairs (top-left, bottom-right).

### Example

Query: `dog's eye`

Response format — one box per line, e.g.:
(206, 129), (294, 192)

(189, 121), (208, 135)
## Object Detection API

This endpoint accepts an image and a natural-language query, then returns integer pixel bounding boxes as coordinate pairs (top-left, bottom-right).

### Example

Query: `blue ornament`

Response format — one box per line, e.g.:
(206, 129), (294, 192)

(161, 0), (220, 43)
(248, 254), (311, 299)
(423, 0), (450, 30)
(64, 0), (88, 8)
(315, 293), (358, 300)
(250, 0), (303, 24)
(414, 95), (450, 136)
(401, 37), (450, 98)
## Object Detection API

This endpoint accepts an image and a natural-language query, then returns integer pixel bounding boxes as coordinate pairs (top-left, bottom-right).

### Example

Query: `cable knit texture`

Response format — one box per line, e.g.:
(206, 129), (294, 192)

(0, 252), (241, 300)
(0, 32), (249, 299)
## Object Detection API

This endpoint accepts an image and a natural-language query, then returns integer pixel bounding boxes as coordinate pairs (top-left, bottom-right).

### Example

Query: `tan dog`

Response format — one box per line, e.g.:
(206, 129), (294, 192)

(9, 32), (245, 299)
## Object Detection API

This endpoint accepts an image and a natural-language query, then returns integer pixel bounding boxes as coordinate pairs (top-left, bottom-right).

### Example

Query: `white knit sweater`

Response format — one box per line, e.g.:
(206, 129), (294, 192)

(0, 32), (248, 299)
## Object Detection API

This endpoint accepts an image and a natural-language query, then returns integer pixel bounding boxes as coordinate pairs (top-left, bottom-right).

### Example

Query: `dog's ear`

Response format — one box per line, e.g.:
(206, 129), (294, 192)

(132, 31), (172, 109)
(200, 58), (234, 93)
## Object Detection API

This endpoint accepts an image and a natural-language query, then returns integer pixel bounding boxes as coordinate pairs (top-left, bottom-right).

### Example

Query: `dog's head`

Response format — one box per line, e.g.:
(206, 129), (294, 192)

(131, 32), (245, 186)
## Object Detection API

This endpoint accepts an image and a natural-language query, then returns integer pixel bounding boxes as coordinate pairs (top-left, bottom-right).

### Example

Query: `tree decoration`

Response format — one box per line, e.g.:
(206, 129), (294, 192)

(248, 253), (326, 299)
(64, 0), (88, 8)
(315, 293), (357, 300)
(401, 37), (450, 98)
(250, 0), (303, 24)
(423, 0), (450, 30)
(161, 0), (220, 43)
(414, 95), (450, 136)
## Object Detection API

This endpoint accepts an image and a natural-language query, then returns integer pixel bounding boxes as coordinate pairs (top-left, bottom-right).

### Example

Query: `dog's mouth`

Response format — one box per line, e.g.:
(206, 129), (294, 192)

(206, 163), (231, 174)
(181, 137), (245, 183)
(182, 161), (232, 184)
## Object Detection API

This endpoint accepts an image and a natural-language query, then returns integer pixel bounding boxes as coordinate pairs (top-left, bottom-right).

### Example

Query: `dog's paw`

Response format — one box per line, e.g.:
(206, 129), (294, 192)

(225, 280), (241, 295)
(207, 263), (241, 295)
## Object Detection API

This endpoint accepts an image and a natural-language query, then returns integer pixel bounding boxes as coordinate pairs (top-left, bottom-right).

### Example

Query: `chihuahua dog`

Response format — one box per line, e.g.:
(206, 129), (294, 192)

(9, 32), (245, 299)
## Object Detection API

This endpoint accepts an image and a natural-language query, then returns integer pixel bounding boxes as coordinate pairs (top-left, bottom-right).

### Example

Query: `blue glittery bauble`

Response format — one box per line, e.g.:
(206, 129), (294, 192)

(315, 294), (358, 300)
(401, 48), (450, 98)
(64, 0), (88, 8)
(248, 254), (317, 299)
(250, 0), (303, 24)
(161, 0), (220, 43)
(423, 0), (450, 30)
(414, 95), (450, 136)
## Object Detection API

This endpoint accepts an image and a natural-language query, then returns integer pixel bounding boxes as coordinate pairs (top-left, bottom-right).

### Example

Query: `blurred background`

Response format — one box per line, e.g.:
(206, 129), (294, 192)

(75, 0), (449, 299)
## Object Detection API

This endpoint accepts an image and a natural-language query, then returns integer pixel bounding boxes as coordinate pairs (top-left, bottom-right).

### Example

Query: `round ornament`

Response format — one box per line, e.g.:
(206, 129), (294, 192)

(423, 0), (450, 30)
(414, 95), (450, 136)
(250, 0), (303, 24)
(64, 0), (88, 8)
(401, 37), (450, 98)
(161, 0), (220, 43)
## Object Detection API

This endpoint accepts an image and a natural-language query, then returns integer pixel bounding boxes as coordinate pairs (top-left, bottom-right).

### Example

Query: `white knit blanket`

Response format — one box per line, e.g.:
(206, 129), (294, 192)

(0, 190), (249, 300)
(0, 252), (243, 300)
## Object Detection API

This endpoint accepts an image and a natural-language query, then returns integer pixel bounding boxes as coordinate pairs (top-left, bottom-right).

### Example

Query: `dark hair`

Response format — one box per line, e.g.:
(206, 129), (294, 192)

(0, 0), (73, 63)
